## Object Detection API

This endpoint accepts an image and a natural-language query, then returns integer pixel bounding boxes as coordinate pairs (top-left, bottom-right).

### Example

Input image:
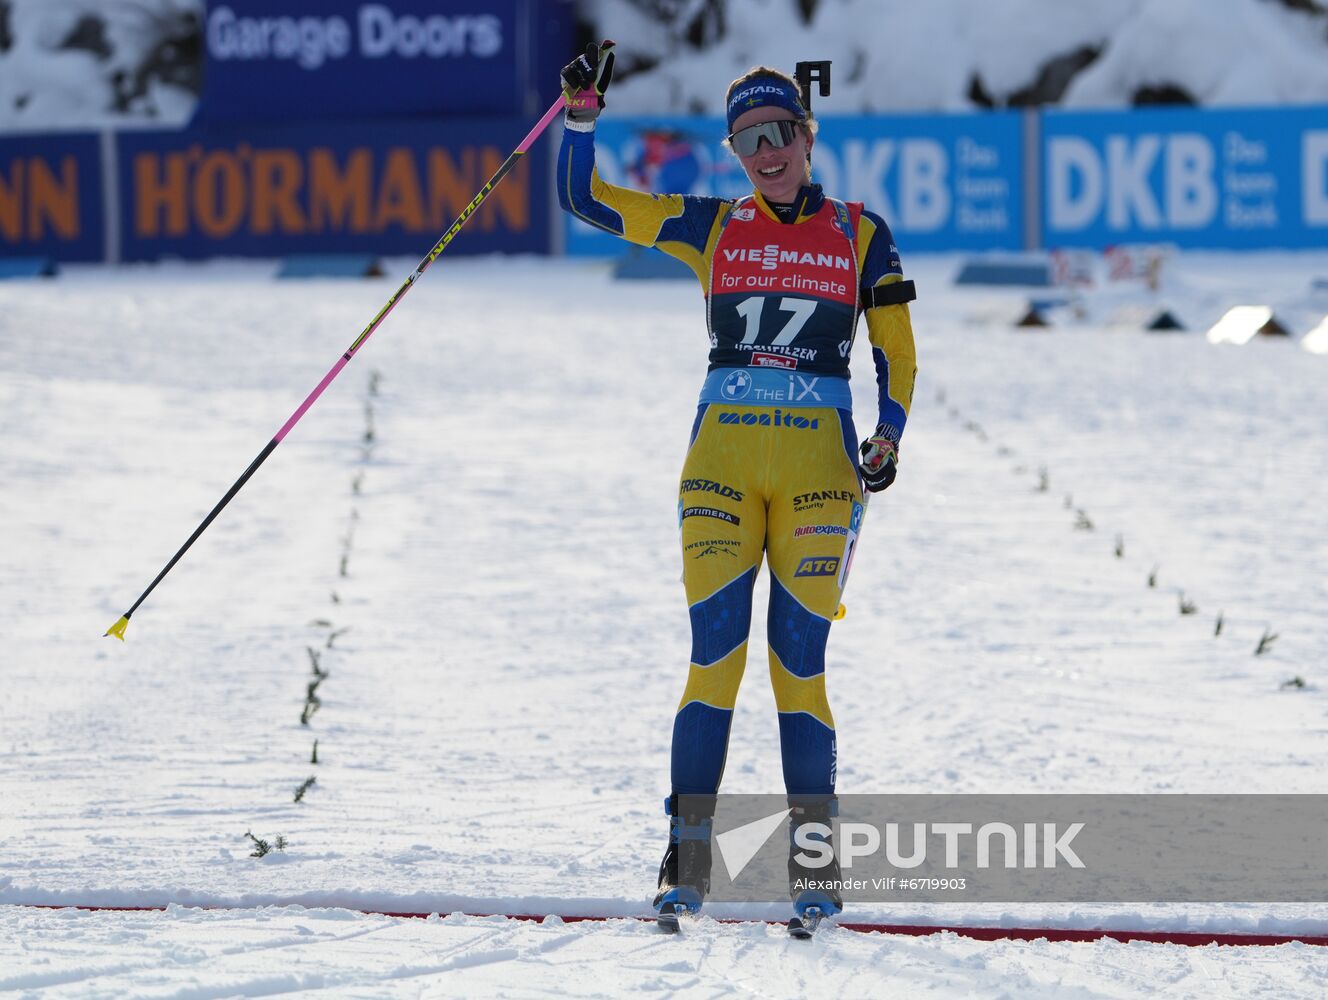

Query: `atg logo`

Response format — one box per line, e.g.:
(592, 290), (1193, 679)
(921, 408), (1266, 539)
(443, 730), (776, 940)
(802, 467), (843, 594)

(795, 556), (840, 577)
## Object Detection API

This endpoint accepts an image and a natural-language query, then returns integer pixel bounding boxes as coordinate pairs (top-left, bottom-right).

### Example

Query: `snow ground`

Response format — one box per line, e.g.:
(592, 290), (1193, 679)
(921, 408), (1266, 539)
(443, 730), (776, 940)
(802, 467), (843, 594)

(0, 251), (1326, 996)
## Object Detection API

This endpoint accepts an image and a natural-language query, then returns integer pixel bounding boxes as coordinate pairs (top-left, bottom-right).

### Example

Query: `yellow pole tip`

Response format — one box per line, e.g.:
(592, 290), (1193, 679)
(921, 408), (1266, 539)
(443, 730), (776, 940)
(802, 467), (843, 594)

(833, 604), (847, 621)
(105, 616), (129, 641)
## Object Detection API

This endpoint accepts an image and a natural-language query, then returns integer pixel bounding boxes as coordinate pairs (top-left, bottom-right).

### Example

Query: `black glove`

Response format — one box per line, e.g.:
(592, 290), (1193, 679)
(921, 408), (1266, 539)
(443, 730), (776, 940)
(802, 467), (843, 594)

(858, 426), (899, 492)
(561, 41), (615, 124)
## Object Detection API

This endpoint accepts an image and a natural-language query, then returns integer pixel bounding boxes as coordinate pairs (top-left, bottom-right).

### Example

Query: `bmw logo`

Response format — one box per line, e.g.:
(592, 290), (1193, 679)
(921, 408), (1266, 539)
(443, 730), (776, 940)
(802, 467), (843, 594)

(722, 370), (752, 400)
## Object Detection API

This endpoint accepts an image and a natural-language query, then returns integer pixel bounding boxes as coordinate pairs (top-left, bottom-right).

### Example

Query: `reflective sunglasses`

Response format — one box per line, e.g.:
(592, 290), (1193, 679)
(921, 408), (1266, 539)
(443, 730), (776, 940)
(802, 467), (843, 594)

(728, 119), (801, 157)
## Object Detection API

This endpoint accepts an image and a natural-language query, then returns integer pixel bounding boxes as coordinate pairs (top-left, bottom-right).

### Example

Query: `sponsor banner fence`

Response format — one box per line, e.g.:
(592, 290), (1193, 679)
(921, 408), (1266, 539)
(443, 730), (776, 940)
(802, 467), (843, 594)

(563, 113), (1026, 257)
(115, 118), (549, 260)
(0, 133), (104, 262)
(195, 0), (572, 122)
(5, 105), (1326, 263)
(684, 794), (1328, 903)
(1042, 105), (1328, 249)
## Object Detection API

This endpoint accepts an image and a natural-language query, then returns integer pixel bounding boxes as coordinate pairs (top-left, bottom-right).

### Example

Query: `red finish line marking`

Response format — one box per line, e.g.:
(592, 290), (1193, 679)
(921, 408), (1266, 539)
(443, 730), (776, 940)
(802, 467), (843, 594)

(11, 904), (1327, 947)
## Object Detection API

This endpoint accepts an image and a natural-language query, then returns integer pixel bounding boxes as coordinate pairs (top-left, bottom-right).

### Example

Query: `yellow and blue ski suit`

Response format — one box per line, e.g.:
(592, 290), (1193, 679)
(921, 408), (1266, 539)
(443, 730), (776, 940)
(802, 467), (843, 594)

(558, 124), (917, 796)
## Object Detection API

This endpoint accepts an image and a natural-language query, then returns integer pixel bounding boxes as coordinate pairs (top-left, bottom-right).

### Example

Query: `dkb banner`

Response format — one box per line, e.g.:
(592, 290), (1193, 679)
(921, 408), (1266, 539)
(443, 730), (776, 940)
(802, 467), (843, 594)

(561, 113), (1026, 256)
(195, 0), (572, 122)
(683, 794), (1328, 903)
(116, 118), (549, 260)
(1042, 105), (1328, 249)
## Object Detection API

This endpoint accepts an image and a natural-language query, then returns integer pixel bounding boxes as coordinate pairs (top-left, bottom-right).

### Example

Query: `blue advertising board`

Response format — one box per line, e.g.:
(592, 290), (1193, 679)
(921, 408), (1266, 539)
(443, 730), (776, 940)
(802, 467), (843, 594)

(563, 112), (1026, 256)
(195, 0), (572, 122)
(1042, 105), (1328, 249)
(117, 118), (549, 260)
(0, 133), (104, 262)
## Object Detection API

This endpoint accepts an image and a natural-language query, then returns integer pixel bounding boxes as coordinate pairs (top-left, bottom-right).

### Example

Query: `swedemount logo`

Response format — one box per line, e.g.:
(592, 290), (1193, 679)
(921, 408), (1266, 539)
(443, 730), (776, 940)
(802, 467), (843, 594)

(715, 808), (790, 881)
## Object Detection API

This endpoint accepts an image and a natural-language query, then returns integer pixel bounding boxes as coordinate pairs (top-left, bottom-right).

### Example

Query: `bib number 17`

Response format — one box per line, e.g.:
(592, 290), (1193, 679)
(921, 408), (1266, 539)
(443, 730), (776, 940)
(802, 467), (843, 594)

(735, 296), (817, 346)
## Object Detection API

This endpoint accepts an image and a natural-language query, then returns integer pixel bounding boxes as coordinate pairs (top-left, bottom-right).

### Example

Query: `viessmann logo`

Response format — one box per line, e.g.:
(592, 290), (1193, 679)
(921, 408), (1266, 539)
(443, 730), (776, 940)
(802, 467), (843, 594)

(723, 245), (852, 273)
(207, 4), (502, 70)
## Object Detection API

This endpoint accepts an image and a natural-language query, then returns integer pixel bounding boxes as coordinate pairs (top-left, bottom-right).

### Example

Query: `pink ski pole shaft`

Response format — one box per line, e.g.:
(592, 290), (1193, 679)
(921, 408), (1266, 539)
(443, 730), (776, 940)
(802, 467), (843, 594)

(106, 94), (567, 640)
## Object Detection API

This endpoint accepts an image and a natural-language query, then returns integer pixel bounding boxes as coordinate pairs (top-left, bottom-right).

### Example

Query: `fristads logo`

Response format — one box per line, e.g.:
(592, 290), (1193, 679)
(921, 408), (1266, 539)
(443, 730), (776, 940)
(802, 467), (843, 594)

(680, 478), (745, 502)
(795, 556), (840, 577)
(728, 84), (789, 110)
(206, 5), (503, 70)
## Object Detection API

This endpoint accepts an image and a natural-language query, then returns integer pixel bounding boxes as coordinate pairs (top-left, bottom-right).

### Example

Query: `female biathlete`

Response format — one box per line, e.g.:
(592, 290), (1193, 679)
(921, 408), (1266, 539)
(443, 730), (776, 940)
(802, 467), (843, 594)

(558, 43), (918, 930)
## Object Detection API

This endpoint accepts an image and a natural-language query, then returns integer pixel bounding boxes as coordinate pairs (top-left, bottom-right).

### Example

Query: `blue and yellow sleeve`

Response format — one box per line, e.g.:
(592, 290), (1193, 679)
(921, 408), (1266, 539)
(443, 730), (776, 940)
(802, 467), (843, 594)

(557, 125), (728, 286)
(857, 210), (917, 445)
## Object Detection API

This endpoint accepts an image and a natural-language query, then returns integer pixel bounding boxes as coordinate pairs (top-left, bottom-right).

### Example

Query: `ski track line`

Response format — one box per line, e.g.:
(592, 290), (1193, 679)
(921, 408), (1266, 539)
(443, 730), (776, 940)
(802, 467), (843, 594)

(0, 917), (395, 993)
(7, 904), (1326, 948)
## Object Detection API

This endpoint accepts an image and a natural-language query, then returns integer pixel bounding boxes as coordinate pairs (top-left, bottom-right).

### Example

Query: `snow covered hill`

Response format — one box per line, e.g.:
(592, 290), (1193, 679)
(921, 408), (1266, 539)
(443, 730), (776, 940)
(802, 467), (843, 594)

(2, 0), (1327, 131)
(597, 0), (1328, 114)
(0, 250), (1325, 994)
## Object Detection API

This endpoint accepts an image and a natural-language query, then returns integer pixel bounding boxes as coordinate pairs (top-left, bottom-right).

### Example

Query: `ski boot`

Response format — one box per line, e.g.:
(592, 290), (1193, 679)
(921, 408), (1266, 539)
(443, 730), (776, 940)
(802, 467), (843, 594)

(652, 793), (715, 933)
(787, 796), (843, 939)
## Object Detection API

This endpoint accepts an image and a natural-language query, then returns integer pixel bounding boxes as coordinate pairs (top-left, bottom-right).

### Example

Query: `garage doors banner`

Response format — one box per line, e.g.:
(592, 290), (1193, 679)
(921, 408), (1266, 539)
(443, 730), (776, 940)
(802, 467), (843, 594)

(195, 0), (572, 122)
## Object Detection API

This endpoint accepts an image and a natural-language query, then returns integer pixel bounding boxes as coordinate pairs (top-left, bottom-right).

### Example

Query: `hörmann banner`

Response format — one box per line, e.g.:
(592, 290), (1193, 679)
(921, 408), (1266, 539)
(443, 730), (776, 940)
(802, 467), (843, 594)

(116, 118), (549, 260)
(562, 113), (1026, 256)
(6, 106), (1325, 263)
(1042, 105), (1328, 250)
(195, 0), (572, 122)
(0, 133), (104, 262)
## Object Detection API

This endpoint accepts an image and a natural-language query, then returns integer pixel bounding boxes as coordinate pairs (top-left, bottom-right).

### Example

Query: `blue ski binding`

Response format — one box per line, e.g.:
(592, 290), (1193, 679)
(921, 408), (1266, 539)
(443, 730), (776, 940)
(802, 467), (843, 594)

(788, 889), (840, 939)
(655, 886), (703, 933)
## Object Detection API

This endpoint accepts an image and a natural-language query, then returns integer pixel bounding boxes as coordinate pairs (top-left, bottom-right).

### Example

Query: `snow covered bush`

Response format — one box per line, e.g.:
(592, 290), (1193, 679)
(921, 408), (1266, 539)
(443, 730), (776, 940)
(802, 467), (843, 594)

(1, 0), (1326, 130)
(0, 0), (200, 130)
(588, 0), (1328, 114)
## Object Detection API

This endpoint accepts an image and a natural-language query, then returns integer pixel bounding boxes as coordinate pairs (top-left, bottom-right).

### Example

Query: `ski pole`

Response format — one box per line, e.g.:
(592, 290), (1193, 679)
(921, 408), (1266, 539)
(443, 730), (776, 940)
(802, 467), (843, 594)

(833, 493), (870, 620)
(105, 93), (568, 641)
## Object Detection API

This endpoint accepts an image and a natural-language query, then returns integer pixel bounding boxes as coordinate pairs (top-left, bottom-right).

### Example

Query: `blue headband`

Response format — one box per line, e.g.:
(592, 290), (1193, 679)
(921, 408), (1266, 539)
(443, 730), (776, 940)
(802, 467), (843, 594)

(726, 74), (806, 133)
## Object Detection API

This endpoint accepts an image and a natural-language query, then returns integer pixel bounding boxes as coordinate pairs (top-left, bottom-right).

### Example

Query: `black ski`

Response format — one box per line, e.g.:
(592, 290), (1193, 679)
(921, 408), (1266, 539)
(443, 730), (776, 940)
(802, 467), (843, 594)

(788, 904), (828, 939)
(656, 902), (688, 933)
